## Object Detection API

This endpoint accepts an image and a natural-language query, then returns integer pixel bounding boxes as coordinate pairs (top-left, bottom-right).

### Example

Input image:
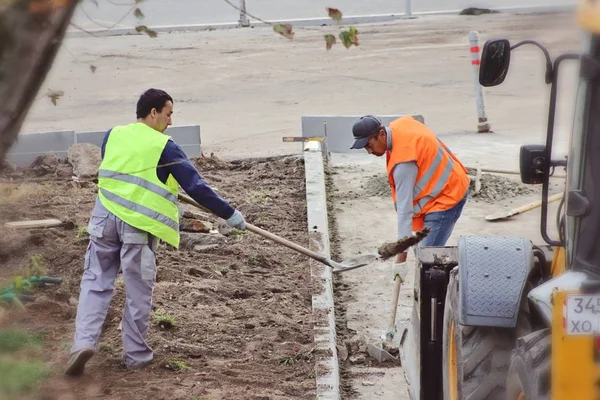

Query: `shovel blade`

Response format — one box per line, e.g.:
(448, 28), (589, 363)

(331, 254), (379, 273)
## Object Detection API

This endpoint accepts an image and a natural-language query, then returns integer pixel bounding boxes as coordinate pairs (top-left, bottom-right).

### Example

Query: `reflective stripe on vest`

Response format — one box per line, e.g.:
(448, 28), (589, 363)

(412, 143), (454, 214)
(99, 188), (179, 232)
(98, 169), (178, 204)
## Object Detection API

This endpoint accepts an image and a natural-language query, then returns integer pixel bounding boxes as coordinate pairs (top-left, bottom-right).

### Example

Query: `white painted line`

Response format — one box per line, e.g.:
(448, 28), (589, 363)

(65, 4), (574, 38)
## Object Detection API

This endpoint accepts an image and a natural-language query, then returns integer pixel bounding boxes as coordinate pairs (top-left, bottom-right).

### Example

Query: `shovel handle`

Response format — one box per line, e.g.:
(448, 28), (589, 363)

(178, 193), (332, 267)
(245, 224), (332, 266)
(514, 192), (563, 214)
(388, 278), (402, 330)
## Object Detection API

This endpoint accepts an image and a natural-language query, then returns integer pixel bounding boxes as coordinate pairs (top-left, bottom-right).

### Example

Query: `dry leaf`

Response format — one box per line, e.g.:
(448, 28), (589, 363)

(273, 23), (294, 40)
(326, 7), (343, 21)
(46, 90), (64, 106)
(324, 34), (336, 50)
(135, 25), (158, 38)
(134, 8), (144, 19)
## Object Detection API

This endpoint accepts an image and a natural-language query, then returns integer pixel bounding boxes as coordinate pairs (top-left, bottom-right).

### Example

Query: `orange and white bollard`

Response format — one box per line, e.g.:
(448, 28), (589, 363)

(469, 31), (491, 133)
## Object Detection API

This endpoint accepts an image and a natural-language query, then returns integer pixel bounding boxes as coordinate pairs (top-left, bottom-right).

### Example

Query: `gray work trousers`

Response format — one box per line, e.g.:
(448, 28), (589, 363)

(70, 198), (158, 369)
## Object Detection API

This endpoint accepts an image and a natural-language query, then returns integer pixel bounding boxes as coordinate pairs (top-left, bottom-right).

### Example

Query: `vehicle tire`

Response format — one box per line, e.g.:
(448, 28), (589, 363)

(442, 267), (528, 400)
(505, 329), (551, 400)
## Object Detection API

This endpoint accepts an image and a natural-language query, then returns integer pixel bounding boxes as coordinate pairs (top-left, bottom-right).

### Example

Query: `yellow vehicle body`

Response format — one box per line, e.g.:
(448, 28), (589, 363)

(551, 4), (600, 400)
(552, 290), (600, 400)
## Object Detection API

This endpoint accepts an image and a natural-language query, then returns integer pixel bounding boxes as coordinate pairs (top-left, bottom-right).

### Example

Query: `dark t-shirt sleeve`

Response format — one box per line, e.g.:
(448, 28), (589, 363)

(159, 140), (235, 220)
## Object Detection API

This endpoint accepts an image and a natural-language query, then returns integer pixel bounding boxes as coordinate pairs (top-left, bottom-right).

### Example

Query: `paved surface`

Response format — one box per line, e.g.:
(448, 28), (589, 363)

(331, 153), (563, 399)
(25, 12), (578, 162)
(71, 0), (573, 30)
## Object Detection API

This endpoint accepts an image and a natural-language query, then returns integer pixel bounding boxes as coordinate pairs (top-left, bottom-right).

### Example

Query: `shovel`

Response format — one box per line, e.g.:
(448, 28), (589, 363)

(178, 193), (374, 272)
(485, 192), (563, 221)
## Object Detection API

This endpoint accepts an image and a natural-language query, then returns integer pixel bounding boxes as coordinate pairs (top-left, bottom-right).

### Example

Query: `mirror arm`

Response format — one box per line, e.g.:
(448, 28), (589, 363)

(510, 40), (553, 84)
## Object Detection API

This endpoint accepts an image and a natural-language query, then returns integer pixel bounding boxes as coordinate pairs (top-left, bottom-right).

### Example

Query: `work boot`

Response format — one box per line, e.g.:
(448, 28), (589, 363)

(65, 348), (95, 376)
(126, 360), (152, 371)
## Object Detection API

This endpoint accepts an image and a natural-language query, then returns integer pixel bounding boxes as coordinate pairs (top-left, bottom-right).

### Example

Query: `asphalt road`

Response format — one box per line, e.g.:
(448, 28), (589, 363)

(72, 0), (572, 30)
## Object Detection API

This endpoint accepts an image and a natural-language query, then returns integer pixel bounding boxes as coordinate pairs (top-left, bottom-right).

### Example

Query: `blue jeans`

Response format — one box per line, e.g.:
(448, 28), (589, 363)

(419, 192), (468, 247)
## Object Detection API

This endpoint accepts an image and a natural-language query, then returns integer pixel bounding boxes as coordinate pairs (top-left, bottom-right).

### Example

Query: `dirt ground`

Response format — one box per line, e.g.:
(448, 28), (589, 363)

(0, 155), (319, 400)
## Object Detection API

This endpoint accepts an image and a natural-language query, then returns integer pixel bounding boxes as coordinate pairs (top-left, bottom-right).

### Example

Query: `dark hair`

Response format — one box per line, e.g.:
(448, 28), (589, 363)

(136, 88), (173, 119)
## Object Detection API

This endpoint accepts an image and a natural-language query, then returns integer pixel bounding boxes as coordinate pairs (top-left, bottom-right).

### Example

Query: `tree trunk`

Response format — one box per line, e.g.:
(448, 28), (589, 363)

(0, 0), (78, 165)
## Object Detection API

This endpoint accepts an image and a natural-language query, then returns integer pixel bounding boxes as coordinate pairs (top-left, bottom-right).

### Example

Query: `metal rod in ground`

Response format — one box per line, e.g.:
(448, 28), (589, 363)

(239, 0), (250, 27)
(469, 31), (491, 133)
(405, 0), (412, 18)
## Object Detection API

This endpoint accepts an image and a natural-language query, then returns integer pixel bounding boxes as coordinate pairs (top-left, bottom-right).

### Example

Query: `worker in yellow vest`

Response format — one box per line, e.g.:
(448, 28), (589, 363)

(350, 115), (470, 282)
(65, 89), (246, 376)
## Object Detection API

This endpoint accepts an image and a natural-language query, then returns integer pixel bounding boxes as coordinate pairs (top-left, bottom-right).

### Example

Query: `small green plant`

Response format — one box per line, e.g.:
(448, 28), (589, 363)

(25, 255), (46, 278)
(0, 356), (49, 397)
(0, 329), (42, 354)
(279, 356), (296, 366)
(249, 253), (260, 264)
(152, 308), (175, 329)
(215, 265), (229, 272)
(76, 226), (89, 239)
(228, 228), (247, 239)
(166, 359), (189, 372)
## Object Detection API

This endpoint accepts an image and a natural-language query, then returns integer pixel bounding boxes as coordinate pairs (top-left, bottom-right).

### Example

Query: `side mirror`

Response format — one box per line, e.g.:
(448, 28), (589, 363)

(520, 144), (547, 184)
(479, 39), (511, 87)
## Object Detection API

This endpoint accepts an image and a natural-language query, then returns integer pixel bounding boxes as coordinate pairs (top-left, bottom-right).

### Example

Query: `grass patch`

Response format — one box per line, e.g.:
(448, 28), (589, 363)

(227, 228), (247, 239)
(279, 356), (297, 366)
(76, 226), (89, 239)
(0, 356), (49, 398)
(152, 308), (175, 329)
(248, 190), (272, 205)
(165, 359), (190, 372)
(0, 329), (42, 354)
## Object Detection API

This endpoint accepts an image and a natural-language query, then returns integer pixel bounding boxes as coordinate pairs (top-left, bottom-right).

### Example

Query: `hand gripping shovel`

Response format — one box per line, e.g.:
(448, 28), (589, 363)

(178, 194), (374, 272)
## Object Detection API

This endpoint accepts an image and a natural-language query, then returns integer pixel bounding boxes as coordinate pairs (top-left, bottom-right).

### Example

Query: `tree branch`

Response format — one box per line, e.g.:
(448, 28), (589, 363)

(0, 0), (80, 165)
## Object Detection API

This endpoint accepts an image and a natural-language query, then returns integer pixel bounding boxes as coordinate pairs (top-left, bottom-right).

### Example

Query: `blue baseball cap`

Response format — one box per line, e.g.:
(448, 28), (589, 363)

(351, 115), (383, 149)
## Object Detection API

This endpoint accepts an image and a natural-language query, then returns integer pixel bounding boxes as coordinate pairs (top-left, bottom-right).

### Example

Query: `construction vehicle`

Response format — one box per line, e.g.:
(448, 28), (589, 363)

(398, 2), (600, 399)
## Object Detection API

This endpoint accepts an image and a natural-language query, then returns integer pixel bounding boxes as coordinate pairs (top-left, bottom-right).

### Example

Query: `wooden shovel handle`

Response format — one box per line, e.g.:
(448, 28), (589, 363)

(512, 192), (564, 215)
(388, 278), (402, 330)
(178, 193), (332, 267)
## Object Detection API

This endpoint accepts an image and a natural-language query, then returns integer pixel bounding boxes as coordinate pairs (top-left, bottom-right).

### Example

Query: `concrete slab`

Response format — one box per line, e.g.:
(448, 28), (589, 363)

(7, 125), (202, 167)
(6, 130), (75, 167)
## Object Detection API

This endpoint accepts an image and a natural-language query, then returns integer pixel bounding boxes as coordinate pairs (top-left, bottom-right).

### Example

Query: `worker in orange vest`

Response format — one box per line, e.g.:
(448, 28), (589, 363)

(350, 115), (470, 282)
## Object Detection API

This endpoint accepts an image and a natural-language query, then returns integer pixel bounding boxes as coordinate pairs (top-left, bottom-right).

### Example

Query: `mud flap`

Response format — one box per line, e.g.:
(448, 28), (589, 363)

(458, 236), (533, 328)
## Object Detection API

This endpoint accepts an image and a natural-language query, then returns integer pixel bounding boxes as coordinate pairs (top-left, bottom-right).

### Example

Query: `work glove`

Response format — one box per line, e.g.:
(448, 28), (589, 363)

(392, 261), (408, 283)
(226, 209), (246, 230)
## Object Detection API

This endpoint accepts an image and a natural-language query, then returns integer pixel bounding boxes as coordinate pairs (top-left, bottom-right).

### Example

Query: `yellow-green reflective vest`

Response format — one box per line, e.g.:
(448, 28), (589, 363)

(97, 122), (180, 248)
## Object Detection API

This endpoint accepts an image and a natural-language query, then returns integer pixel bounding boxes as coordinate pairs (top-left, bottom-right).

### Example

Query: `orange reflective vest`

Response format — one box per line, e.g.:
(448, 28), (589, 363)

(386, 116), (469, 231)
